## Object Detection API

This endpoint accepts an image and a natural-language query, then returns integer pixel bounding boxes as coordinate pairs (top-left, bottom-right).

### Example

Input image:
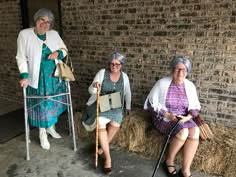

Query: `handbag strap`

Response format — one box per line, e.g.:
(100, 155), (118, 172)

(58, 48), (74, 72)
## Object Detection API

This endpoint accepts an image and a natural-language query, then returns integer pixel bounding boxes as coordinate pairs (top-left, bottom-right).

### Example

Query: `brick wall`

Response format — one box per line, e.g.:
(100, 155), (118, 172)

(1, 0), (236, 127)
(0, 0), (23, 104)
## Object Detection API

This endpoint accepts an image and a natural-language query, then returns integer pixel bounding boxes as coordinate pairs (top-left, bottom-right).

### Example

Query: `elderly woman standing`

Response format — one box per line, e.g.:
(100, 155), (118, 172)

(144, 56), (200, 177)
(83, 52), (131, 174)
(16, 8), (68, 150)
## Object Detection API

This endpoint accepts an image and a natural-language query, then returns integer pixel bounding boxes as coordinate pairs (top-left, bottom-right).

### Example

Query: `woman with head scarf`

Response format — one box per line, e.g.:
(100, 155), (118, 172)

(16, 8), (68, 150)
(83, 52), (131, 174)
(144, 56), (200, 177)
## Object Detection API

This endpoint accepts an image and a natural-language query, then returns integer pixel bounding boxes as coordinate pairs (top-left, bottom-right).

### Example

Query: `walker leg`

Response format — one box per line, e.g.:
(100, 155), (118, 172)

(66, 81), (72, 136)
(66, 81), (77, 151)
(23, 87), (30, 160)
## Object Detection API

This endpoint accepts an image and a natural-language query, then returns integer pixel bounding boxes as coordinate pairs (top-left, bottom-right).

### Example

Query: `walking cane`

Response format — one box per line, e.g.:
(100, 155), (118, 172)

(95, 84), (100, 168)
(151, 116), (181, 177)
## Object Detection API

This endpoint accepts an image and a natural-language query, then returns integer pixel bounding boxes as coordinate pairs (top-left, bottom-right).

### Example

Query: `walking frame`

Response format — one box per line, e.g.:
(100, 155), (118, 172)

(23, 80), (77, 160)
(151, 117), (181, 177)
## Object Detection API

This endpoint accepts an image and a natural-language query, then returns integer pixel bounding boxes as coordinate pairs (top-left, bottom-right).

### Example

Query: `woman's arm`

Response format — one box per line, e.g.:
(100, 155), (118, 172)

(88, 69), (105, 95)
(16, 31), (28, 75)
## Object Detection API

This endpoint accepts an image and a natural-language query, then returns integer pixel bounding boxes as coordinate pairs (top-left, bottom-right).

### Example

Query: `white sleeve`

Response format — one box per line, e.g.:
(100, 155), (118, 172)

(123, 73), (131, 110)
(88, 69), (105, 95)
(16, 31), (28, 74)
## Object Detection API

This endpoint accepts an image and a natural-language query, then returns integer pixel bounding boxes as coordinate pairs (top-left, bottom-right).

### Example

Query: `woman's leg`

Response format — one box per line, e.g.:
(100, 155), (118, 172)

(98, 121), (120, 155)
(98, 121), (120, 173)
(166, 128), (189, 173)
(98, 128), (112, 168)
(181, 127), (199, 177)
(107, 123), (120, 142)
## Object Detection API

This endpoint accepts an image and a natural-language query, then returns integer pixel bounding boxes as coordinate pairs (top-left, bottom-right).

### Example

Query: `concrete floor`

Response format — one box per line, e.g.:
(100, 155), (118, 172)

(0, 99), (221, 177)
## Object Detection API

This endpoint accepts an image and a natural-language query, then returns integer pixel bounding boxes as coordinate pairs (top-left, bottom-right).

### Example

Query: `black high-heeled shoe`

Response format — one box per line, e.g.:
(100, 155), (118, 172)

(179, 169), (192, 177)
(103, 166), (112, 175)
(162, 160), (179, 177)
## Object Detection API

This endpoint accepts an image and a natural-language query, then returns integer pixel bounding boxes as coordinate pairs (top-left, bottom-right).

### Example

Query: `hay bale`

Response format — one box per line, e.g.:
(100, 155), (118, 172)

(143, 129), (165, 157)
(74, 109), (152, 151)
(112, 109), (151, 152)
(74, 109), (236, 177)
(192, 124), (236, 177)
(74, 111), (94, 139)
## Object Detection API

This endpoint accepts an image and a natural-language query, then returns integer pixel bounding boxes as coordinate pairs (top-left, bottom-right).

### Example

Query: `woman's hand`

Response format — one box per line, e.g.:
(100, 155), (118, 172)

(165, 112), (179, 121)
(177, 115), (192, 124)
(19, 79), (28, 87)
(48, 51), (59, 60)
(165, 112), (192, 123)
(93, 82), (101, 89)
(93, 82), (101, 93)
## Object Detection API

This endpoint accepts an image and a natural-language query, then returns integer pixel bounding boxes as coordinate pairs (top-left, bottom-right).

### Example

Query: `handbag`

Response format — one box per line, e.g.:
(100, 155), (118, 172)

(99, 92), (122, 112)
(193, 114), (214, 140)
(54, 49), (75, 81)
(82, 92), (122, 131)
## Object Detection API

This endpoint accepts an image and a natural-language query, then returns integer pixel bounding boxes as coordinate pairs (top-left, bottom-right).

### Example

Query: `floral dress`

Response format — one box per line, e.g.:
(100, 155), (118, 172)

(147, 82), (199, 135)
(26, 33), (67, 128)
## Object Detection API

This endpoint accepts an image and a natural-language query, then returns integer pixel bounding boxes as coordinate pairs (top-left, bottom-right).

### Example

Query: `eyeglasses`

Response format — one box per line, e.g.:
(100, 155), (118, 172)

(174, 68), (187, 73)
(110, 63), (121, 67)
(39, 18), (51, 26)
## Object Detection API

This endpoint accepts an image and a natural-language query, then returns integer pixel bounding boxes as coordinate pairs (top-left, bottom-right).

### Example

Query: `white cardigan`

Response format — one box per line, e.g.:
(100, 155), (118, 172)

(16, 28), (67, 89)
(87, 69), (132, 110)
(144, 76), (201, 112)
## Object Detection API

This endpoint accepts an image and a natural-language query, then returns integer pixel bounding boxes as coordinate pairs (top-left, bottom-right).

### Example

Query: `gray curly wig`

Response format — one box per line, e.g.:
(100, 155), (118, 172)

(108, 52), (126, 65)
(169, 56), (192, 74)
(34, 8), (55, 29)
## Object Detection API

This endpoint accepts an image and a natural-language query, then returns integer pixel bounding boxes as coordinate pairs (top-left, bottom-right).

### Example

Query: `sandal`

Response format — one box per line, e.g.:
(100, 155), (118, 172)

(162, 160), (179, 177)
(179, 169), (192, 177)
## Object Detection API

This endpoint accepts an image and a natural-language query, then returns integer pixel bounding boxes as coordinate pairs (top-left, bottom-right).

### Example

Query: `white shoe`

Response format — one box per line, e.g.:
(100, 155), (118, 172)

(46, 126), (62, 139)
(39, 128), (50, 150)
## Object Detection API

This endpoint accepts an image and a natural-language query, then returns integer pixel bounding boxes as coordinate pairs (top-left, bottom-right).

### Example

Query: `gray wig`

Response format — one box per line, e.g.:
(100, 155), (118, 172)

(34, 8), (55, 29)
(108, 52), (126, 65)
(169, 56), (192, 74)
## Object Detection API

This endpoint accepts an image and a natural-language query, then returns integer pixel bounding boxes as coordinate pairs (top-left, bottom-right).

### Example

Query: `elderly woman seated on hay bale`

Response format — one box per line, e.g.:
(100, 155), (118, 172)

(82, 52), (131, 175)
(144, 56), (201, 177)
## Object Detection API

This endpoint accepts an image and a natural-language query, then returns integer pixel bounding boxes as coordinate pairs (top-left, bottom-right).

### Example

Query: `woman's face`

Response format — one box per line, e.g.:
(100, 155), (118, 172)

(172, 63), (187, 83)
(35, 16), (51, 34)
(109, 59), (122, 73)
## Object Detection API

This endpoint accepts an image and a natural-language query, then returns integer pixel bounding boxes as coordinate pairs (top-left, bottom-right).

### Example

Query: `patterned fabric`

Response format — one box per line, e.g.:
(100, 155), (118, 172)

(85, 69), (124, 125)
(165, 82), (189, 116)
(26, 34), (67, 128)
(99, 69), (124, 124)
(148, 82), (197, 135)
